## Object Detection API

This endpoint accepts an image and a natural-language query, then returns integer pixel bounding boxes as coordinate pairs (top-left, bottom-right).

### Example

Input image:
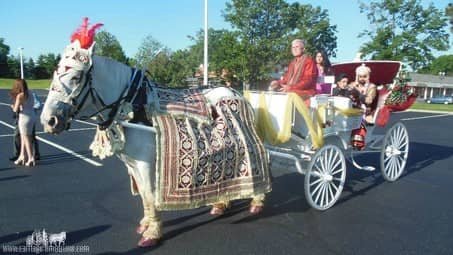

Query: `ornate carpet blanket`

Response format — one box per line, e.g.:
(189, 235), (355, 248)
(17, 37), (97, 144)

(153, 97), (271, 210)
(155, 88), (212, 122)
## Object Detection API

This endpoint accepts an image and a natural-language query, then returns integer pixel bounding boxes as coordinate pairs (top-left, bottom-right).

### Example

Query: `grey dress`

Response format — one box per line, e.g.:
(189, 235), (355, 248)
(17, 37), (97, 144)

(18, 91), (37, 135)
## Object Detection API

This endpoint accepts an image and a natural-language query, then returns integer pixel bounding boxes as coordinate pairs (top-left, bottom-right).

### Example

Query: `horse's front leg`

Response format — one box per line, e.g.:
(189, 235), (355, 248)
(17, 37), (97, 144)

(130, 162), (162, 248)
(249, 194), (266, 215)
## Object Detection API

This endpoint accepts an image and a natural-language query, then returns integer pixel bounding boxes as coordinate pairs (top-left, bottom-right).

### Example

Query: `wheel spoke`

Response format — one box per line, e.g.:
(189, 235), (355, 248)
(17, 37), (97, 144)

(398, 140), (408, 150)
(310, 177), (323, 187)
(314, 183), (325, 204)
(327, 182), (335, 202)
(322, 184), (329, 207)
(314, 164), (323, 175)
(395, 127), (402, 147)
(330, 157), (342, 174)
(320, 152), (327, 173)
(327, 148), (336, 172)
(311, 179), (324, 198)
(388, 157), (397, 179)
(385, 156), (393, 173)
(329, 181), (339, 194)
(384, 151), (392, 162)
(331, 166), (343, 176)
(332, 177), (343, 182)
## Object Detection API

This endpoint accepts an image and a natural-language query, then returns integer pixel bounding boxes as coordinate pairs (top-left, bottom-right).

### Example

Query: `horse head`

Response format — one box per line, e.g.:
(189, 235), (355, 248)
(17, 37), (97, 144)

(41, 18), (102, 134)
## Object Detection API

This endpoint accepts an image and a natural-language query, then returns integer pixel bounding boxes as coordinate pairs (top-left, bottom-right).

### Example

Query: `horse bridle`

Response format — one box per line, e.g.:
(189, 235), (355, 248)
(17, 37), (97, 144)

(53, 60), (128, 130)
(68, 63), (150, 130)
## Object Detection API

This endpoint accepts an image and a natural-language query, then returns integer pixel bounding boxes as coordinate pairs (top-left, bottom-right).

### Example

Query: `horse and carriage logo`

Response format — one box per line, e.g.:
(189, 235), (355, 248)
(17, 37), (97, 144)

(26, 229), (66, 247)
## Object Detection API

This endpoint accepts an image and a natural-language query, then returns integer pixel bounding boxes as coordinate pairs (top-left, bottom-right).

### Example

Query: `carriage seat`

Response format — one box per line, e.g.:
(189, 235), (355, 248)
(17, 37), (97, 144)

(369, 86), (390, 125)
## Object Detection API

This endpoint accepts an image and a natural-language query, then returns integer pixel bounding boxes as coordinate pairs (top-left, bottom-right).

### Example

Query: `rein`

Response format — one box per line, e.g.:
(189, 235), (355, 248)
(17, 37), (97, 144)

(73, 67), (149, 130)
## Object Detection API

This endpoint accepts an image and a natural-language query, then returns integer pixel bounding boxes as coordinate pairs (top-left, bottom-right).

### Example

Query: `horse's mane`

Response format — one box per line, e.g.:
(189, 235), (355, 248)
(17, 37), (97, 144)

(93, 55), (129, 69)
(93, 55), (131, 77)
(91, 55), (132, 96)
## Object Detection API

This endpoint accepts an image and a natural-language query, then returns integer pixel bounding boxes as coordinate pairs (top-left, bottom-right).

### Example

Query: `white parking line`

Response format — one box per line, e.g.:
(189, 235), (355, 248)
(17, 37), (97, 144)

(401, 114), (452, 121)
(0, 127), (95, 138)
(0, 120), (102, 167)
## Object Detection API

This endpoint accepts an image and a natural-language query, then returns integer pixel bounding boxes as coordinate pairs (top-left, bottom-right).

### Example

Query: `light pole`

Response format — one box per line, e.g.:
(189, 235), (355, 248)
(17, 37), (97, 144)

(203, 0), (208, 86)
(18, 47), (24, 79)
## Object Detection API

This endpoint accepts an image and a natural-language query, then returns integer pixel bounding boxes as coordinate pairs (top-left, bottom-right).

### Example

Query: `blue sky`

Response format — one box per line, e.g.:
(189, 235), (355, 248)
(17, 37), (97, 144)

(1, 0), (451, 63)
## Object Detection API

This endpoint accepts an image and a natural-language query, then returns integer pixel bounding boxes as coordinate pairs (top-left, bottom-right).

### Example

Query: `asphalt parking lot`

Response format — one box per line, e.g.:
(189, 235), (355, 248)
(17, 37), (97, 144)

(1, 89), (453, 254)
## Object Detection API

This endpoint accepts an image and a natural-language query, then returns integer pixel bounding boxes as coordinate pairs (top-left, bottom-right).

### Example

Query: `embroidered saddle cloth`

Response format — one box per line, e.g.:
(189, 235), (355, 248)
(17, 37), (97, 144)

(153, 88), (212, 122)
(153, 97), (271, 210)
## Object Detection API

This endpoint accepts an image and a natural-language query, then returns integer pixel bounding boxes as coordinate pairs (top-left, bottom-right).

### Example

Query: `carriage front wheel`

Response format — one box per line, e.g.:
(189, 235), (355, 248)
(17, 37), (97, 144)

(304, 145), (346, 210)
(380, 122), (409, 182)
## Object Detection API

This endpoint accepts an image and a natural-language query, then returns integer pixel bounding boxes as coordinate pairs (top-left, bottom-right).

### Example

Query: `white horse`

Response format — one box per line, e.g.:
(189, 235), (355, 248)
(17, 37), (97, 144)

(40, 39), (267, 247)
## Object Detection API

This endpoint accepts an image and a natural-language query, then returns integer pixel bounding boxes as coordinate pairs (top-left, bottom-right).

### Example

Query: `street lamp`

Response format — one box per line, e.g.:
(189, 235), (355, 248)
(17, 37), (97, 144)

(18, 47), (24, 79)
(203, 0), (208, 86)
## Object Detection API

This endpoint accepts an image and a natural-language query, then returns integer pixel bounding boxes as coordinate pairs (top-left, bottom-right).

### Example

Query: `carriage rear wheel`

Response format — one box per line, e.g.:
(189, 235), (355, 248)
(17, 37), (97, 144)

(380, 122), (409, 182)
(304, 145), (346, 210)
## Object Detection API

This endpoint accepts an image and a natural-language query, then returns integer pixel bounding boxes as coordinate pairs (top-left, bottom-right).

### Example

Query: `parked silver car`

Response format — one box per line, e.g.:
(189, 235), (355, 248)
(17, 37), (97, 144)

(426, 96), (453, 104)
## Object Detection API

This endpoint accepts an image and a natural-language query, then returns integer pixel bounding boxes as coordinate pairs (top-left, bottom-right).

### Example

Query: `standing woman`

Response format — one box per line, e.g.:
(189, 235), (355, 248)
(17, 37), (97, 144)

(9, 79), (37, 166)
(314, 50), (332, 94)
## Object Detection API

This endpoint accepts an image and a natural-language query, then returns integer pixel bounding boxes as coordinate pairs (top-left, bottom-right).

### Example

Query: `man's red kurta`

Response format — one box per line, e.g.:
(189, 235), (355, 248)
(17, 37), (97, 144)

(278, 55), (318, 98)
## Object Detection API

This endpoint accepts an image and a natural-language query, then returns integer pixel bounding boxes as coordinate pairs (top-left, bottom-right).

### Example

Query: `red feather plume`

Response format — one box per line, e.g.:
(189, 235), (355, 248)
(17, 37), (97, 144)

(70, 17), (103, 49)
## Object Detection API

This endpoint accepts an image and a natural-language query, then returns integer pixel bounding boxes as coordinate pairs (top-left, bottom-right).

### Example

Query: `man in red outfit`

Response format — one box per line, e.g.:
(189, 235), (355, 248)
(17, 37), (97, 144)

(269, 39), (318, 99)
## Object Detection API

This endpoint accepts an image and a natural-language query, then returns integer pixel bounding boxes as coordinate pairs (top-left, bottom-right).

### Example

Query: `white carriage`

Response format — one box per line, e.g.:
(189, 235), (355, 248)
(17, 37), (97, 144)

(245, 61), (412, 210)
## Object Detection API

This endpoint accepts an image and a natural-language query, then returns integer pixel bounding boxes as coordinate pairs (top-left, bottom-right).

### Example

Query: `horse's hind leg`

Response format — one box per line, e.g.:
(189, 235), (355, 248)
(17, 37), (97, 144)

(250, 193), (266, 215)
(210, 200), (231, 216)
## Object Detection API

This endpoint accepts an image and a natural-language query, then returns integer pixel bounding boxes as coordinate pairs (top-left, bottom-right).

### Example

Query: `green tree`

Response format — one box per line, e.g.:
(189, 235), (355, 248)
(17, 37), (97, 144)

(289, 3), (337, 57)
(24, 58), (35, 79)
(145, 48), (172, 85)
(419, 55), (453, 76)
(94, 30), (128, 64)
(223, 0), (337, 85)
(167, 49), (199, 87)
(359, 0), (450, 70)
(224, 0), (293, 85)
(188, 28), (245, 83)
(34, 53), (60, 79)
(7, 56), (20, 78)
(447, 3), (453, 33)
(135, 35), (169, 69)
(0, 38), (10, 77)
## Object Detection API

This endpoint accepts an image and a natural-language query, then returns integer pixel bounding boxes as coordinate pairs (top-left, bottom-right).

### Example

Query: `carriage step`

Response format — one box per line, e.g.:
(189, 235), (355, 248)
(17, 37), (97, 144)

(349, 151), (376, 172)
(358, 166), (376, 171)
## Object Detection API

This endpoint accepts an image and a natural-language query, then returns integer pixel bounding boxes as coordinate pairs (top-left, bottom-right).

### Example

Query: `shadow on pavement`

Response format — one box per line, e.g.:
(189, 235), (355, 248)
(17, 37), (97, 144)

(0, 175), (30, 182)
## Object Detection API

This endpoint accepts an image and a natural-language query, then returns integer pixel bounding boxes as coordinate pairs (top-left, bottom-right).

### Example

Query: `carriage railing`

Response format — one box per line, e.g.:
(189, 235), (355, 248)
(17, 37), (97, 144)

(244, 91), (364, 150)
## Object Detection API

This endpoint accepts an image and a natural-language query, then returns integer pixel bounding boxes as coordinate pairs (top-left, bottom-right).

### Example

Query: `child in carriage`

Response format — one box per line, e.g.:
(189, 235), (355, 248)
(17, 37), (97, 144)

(332, 73), (361, 108)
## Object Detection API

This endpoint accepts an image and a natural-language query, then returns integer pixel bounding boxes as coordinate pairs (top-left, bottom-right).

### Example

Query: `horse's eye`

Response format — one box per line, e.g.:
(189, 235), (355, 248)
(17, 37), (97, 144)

(78, 55), (88, 63)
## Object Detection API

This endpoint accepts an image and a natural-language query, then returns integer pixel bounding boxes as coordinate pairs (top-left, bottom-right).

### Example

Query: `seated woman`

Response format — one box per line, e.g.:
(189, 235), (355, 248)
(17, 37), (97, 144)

(315, 50), (333, 94)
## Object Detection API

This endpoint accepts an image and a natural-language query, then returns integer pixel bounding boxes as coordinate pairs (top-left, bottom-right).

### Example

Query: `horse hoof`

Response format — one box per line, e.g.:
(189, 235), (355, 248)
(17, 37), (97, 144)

(137, 237), (159, 248)
(210, 206), (225, 216)
(249, 205), (263, 215)
(136, 225), (148, 235)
